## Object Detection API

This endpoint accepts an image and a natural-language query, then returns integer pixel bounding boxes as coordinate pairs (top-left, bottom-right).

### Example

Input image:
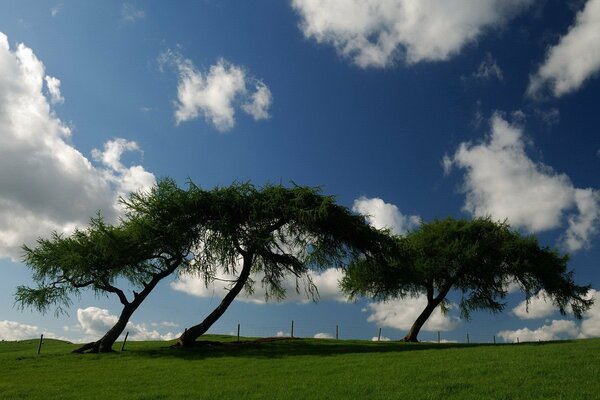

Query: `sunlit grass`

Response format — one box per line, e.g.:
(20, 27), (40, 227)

(0, 336), (598, 399)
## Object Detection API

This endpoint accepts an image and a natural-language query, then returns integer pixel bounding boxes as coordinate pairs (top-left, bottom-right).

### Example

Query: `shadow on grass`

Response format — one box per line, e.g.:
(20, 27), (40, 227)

(131, 336), (575, 361)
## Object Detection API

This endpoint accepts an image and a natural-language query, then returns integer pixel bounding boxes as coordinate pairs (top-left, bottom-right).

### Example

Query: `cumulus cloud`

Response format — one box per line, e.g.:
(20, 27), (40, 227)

(161, 51), (272, 131)
(0, 320), (53, 340)
(512, 290), (556, 319)
(528, 0), (600, 98)
(364, 297), (461, 332)
(171, 267), (347, 304)
(444, 113), (600, 251)
(502, 289), (600, 341)
(242, 81), (272, 121)
(352, 197), (419, 235)
(497, 319), (579, 342)
(0, 32), (155, 260)
(314, 332), (334, 339)
(44, 76), (64, 104)
(77, 307), (179, 341)
(291, 0), (532, 67)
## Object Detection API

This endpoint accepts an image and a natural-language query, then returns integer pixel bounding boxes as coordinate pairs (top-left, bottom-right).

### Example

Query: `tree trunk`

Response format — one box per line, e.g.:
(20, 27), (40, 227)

(72, 260), (180, 353)
(402, 284), (452, 343)
(402, 300), (439, 342)
(177, 253), (253, 347)
(73, 304), (136, 353)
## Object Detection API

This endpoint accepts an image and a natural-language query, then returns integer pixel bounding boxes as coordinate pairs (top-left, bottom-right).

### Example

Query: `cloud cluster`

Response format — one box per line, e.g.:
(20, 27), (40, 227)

(0, 320), (52, 341)
(498, 319), (579, 342)
(0, 32), (155, 260)
(364, 297), (461, 332)
(501, 289), (600, 341)
(171, 267), (347, 304)
(512, 290), (556, 320)
(352, 197), (419, 235)
(444, 114), (600, 251)
(161, 51), (272, 131)
(77, 307), (179, 341)
(528, 0), (600, 98)
(292, 0), (532, 68)
(314, 332), (334, 339)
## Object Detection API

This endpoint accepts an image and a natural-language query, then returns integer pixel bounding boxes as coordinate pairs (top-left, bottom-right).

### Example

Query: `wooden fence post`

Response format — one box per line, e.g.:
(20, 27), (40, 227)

(291, 320), (294, 339)
(437, 331), (440, 344)
(121, 331), (129, 352)
(237, 323), (240, 342)
(467, 333), (470, 344)
(336, 325), (339, 340)
(378, 328), (382, 342)
(37, 334), (43, 355)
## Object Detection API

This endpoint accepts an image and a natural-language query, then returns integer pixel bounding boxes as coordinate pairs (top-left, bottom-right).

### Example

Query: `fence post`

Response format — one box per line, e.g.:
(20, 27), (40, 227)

(437, 331), (440, 344)
(336, 325), (339, 340)
(493, 335), (496, 344)
(237, 323), (240, 342)
(378, 327), (382, 342)
(291, 320), (294, 339)
(466, 333), (470, 344)
(121, 331), (129, 352)
(517, 337), (520, 344)
(37, 334), (43, 355)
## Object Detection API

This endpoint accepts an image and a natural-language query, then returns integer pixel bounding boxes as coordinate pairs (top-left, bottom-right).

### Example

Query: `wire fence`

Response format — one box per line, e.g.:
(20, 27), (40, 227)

(205, 320), (541, 345)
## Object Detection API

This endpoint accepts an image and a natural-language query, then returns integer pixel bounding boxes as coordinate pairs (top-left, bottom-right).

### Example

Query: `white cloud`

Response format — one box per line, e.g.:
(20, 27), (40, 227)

(242, 80), (272, 121)
(44, 75), (64, 104)
(0, 320), (53, 340)
(121, 3), (145, 22)
(0, 32), (155, 260)
(372, 336), (391, 341)
(528, 0), (600, 97)
(314, 332), (334, 339)
(503, 289), (600, 340)
(51, 3), (63, 17)
(161, 51), (272, 131)
(364, 296), (461, 332)
(291, 0), (532, 68)
(445, 113), (600, 251)
(352, 197), (419, 235)
(512, 291), (556, 319)
(77, 307), (179, 341)
(171, 267), (346, 304)
(276, 331), (290, 337)
(497, 319), (579, 342)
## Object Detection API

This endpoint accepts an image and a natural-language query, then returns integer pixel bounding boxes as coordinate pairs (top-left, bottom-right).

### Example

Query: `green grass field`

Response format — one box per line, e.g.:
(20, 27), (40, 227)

(0, 336), (598, 399)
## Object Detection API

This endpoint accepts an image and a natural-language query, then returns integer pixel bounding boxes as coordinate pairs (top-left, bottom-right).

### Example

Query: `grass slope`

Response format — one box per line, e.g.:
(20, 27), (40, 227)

(0, 336), (599, 399)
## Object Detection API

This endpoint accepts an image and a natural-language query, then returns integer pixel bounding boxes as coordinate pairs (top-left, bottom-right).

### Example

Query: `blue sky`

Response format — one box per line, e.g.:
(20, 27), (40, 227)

(1, 0), (600, 344)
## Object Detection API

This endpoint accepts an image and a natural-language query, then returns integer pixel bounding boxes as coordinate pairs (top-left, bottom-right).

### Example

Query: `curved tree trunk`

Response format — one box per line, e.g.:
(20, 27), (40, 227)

(402, 301), (439, 342)
(177, 253), (253, 347)
(402, 284), (451, 343)
(73, 303), (137, 353)
(73, 259), (181, 353)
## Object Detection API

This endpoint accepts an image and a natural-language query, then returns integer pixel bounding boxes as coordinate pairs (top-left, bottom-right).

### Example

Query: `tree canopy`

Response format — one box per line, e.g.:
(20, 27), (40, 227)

(341, 217), (593, 342)
(177, 182), (392, 346)
(16, 178), (205, 352)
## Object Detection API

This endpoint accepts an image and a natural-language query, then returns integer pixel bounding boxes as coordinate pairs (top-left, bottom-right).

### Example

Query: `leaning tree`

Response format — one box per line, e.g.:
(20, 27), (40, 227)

(341, 217), (593, 342)
(16, 178), (207, 353)
(176, 183), (391, 347)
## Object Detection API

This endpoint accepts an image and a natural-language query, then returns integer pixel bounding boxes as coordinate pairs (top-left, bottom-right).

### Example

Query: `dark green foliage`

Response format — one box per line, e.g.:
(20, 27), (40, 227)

(16, 178), (200, 315)
(342, 217), (593, 340)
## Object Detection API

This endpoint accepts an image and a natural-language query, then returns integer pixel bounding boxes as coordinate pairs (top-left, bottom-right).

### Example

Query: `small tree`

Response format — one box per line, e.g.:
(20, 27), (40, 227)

(177, 183), (390, 347)
(342, 217), (593, 342)
(16, 179), (205, 353)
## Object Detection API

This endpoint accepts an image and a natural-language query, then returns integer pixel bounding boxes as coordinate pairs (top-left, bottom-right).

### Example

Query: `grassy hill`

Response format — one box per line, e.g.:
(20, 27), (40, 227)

(0, 336), (598, 399)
